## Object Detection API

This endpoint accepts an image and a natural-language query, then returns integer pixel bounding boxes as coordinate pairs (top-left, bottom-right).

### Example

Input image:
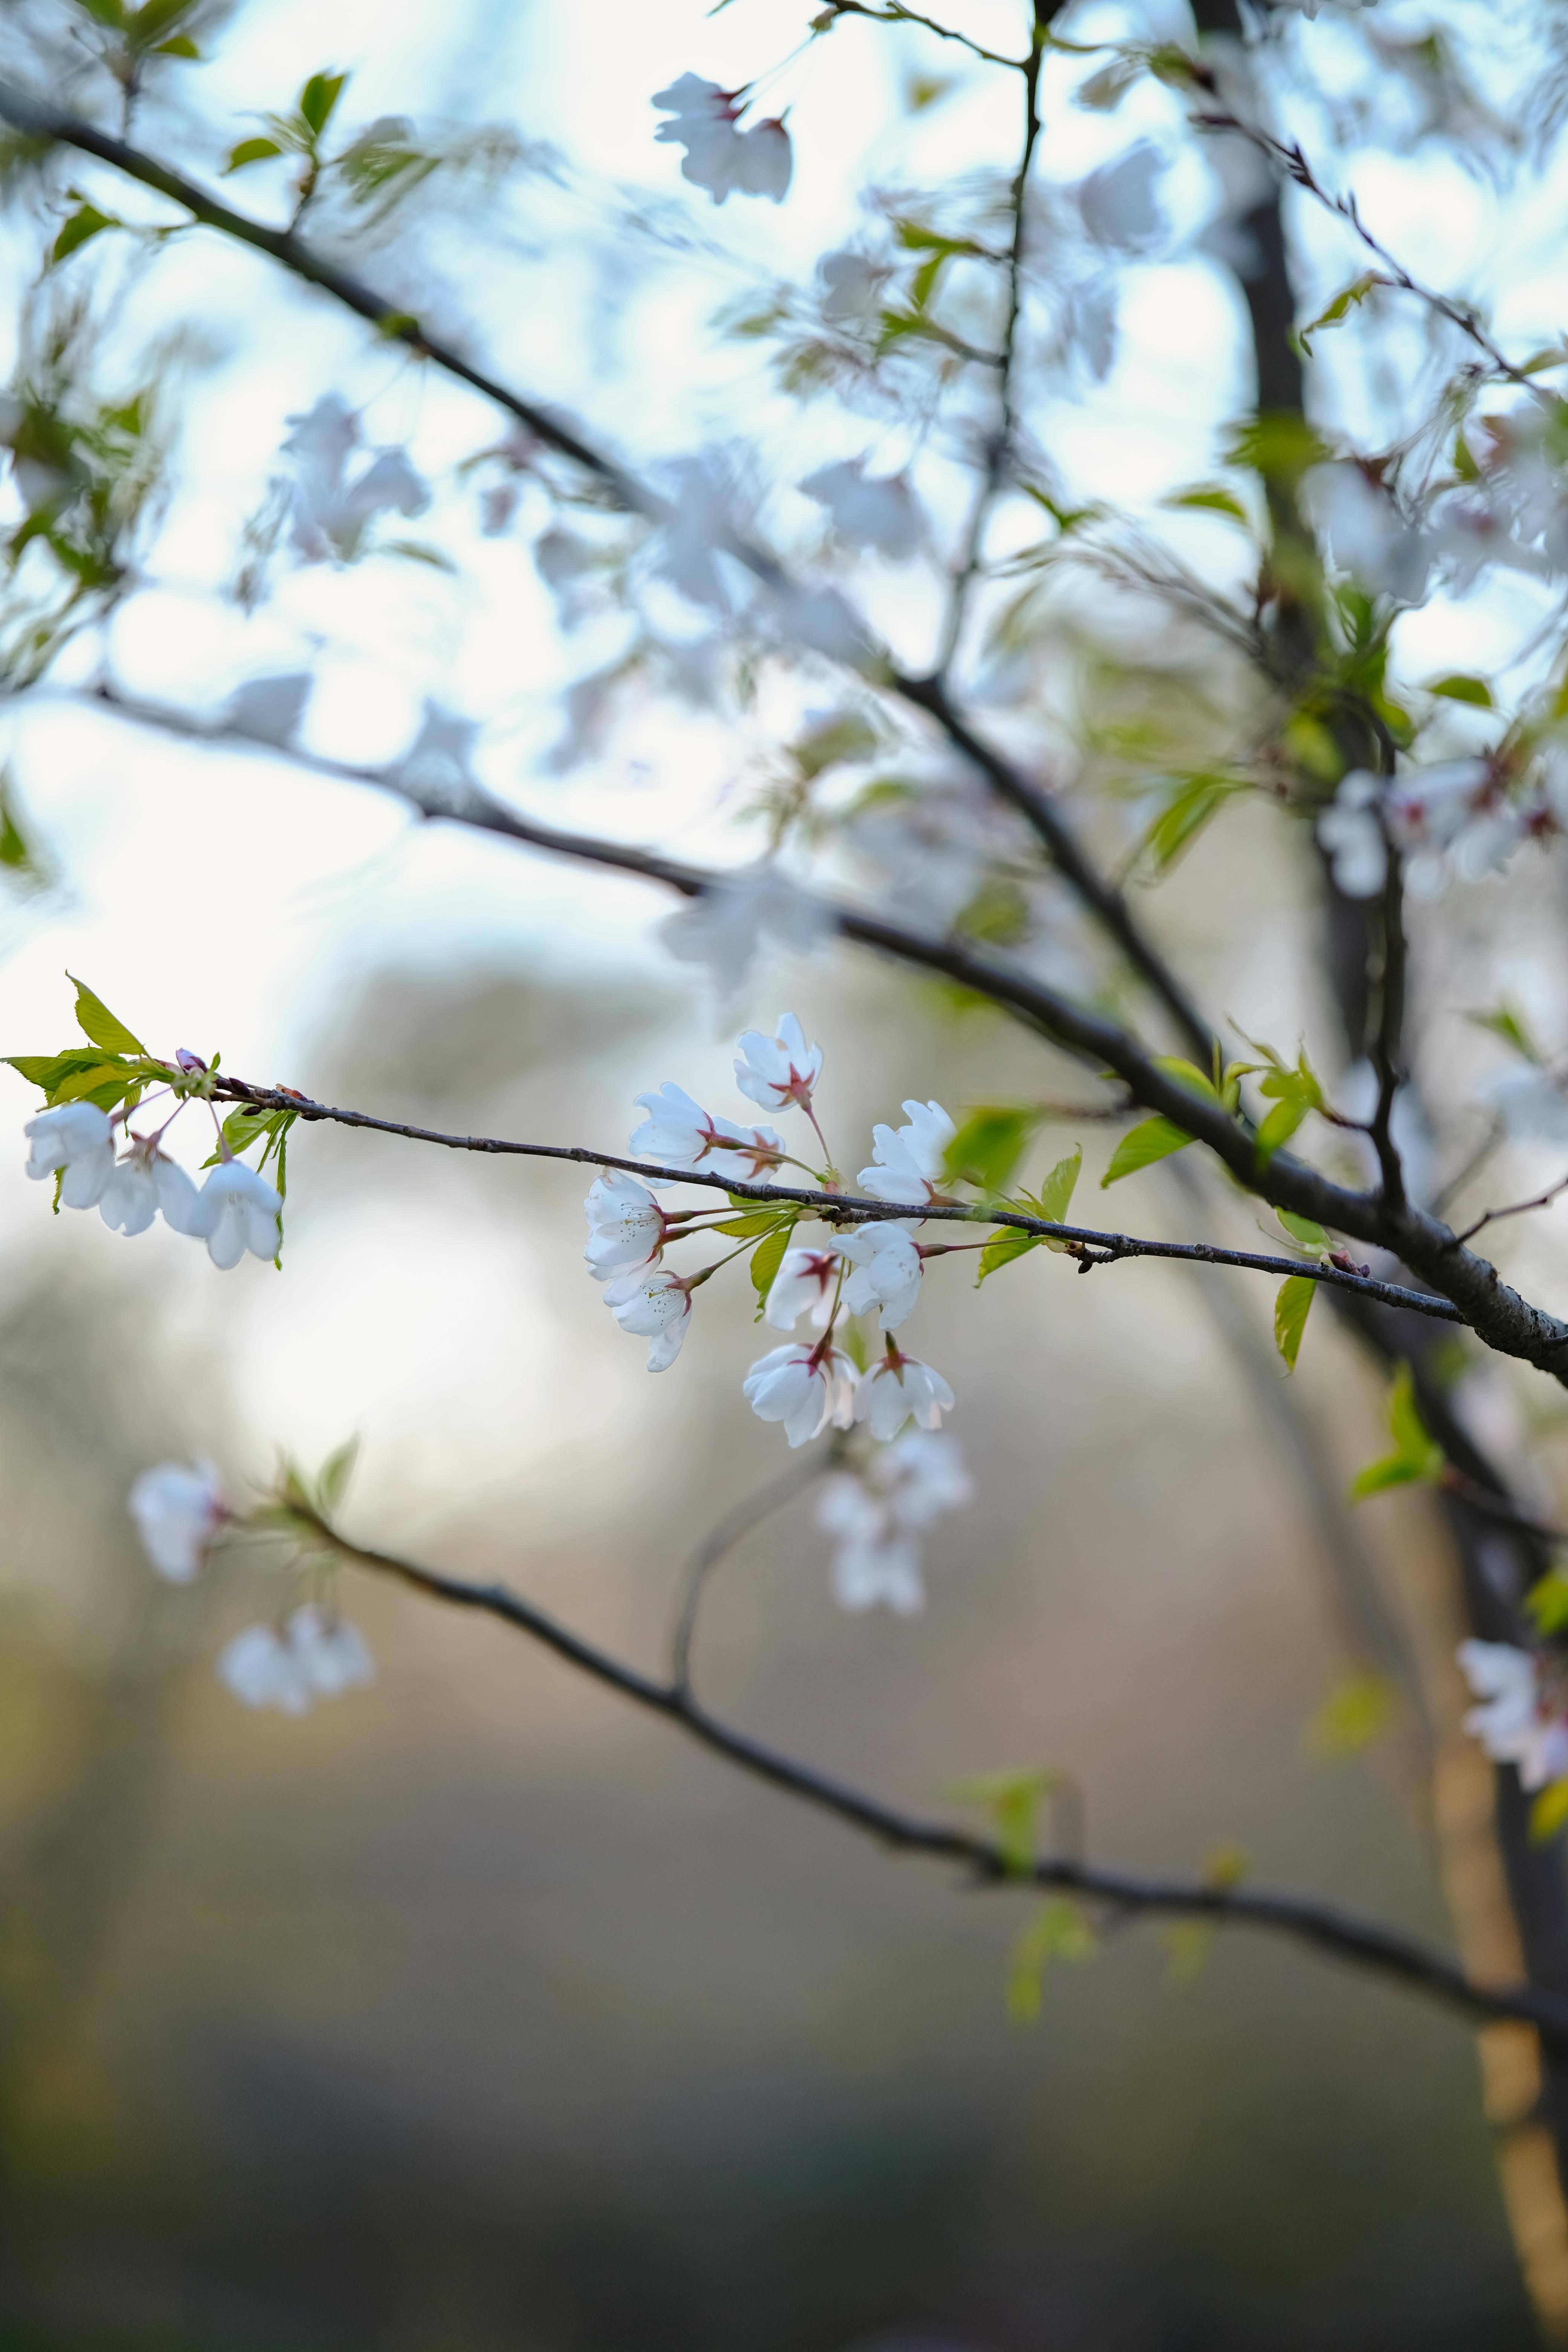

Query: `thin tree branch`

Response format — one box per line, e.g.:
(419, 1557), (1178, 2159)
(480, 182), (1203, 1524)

(1370, 846), (1407, 1210)
(816, 2), (1028, 70)
(671, 1453), (834, 1697)
(1452, 1170), (1568, 1251)
(205, 1074), (1465, 1322)
(285, 1503), (1568, 2052)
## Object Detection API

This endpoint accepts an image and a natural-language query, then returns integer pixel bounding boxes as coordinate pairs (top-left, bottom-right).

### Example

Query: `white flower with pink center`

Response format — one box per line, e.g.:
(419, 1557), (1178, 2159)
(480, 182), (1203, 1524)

(763, 1245), (842, 1332)
(583, 1171), (666, 1280)
(838, 1222), (922, 1332)
(652, 75), (792, 205)
(858, 1099), (955, 1208)
(854, 1345), (955, 1441)
(1459, 1640), (1568, 1792)
(735, 1012), (824, 1116)
(743, 1341), (858, 1447)
(630, 1081), (784, 1182)
(603, 1265), (693, 1371)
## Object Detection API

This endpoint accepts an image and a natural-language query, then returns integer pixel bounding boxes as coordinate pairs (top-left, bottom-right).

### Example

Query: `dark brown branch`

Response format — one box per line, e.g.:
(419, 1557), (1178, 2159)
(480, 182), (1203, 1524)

(207, 1075), (1464, 1322)
(1369, 847), (1407, 1210)
(291, 1507), (1568, 2053)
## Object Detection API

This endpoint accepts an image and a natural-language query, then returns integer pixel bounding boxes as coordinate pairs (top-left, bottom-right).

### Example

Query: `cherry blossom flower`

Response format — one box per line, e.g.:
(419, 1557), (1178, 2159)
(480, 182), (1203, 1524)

(743, 1341), (858, 1446)
(583, 1171), (666, 1280)
(1488, 1067), (1568, 1145)
(763, 1245), (842, 1331)
(100, 1142), (213, 1239)
(1302, 464), (1432, 605)
(652, 75), (792, 205)
(128, 1459), (226, 1583)
(854, 1345), (955, 1440)
(603, 1265), (693, 1370)
(838, 1221), (923, 1331)
(815, 1431), (972, 1614)
(799, 459), (921, 560)
(196, 1160), (283, 1270)
(735, 1013), (824, 1116)
(767, 582), (876, 667)
(1458, 1640), (1568, 1791)
(630, 1081), (785, 1181)
(280, 394), (429, 564)
(24, 1101), (116, 1208)
(226, 673), (311, 747)
(818, 249), (887, 327)
(219, 1608), (376, 1715)
(858, 1100), (956, 1208)
(1075, 142), (1166, 251)
(661, 871), (833, 997)
(1318, 770), (1387, 899)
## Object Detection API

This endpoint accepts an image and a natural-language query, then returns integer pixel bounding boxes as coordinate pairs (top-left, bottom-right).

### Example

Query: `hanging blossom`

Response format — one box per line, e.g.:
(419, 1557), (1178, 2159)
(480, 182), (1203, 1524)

(858, 1100), (957, 1208)
(129, 1459), (227, 1583)
(1302, 462), (1433, 606)
(1318, 759), (1529, 900)
(603, 1265), (694, 1371)
(652, 74), (792, 205)
(200, 1160), (283, 1270)
(818, 248), (888, 328)
(1458, 1640), (1568, 1792)
(816, 1432), (974, 1615)
(661, 871), (833, 1000)
(1075, 141), (1167, 252)
(838, 1222), (923, 1332)
(743, 1341), (859, 1448)
(279, 394), (429, 564)
(630, 1081), (786, 1181)
(854, 1344), (956, 1441)
(24, 1101), (116, 1208)
(583, 1171), (668, 1280)
(100, 1138), (211, 1240)
(219, 1607), (376, 1717)
(735, 1012), (824, 1116)
(764, 1246), (842, 1332)
(799, 459), (922, 561)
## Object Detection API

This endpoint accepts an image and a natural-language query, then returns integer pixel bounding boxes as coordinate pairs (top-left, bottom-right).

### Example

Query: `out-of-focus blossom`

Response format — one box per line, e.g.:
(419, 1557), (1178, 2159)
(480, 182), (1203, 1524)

(854, 1347), (955, 1439)
(1075, 142), (1165, 251)
(603, 1265), (693, 1370)
(1458, 1640), (1568, 1791)
(219, 1608), (376, 1715)
(1318, 770), (1387, 899)
(24, 1102), (115, 1208)
(1059, 279), (1117, 379)
(660, 870), (833, 997)
(816, 1430), (972, 1614)
(225, 673), (311, 747)
(583, 1171), (666, 1279)
(280, 394), (429, 564)
(1302, 463), (1432, 604)
(630, 1081), (785, 1181)
(1488, 1066), (1568, 1145)
(100, 1144), (211, 1239)
(743, 1342), (858, 1446)
(818, 248), (887, 326)
(129, 1458), (226, 1582)
(384, 704), (478, 801)
(799, 459), (921, 560)
(838, 1222), (923, 1331)
(197, 1160), (282, 1270)
(763, 1245), (842, 1331)
(654, 453), (743, 614)
(858, 1101), (956, 1208)
(1384, 758), (1504, 896)
(735, 1012), (824, 1115)
(652, 75), (792, 205)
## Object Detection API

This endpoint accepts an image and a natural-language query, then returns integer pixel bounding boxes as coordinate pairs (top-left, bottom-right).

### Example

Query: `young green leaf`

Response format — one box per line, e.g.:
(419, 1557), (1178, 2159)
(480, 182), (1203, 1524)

(975, 1228), (1040, 1285)
(1157, 485), (1251, 527)
(1273, 1274), (1315, 1372)
(1277, 1209), (1329, 1252)
(1525, 1572), (1568, 1635)
(225, 135), (286, 173)
(1100, 1116), (1192, 1187)
(1425, 672), (1493, 708)
(1350, 1361), (1444, 1496)
(749, 1222), (793, 1301)
(1296, 270), (1384, 354)
(299, 70), (348, 136)
(316, 1435), (360, 1515)
(1530, 1781), (1568, 1845)
(1465, 1000), (1543, 1065)
(943, 1105), (1037, 1194)
(68, 973), (147, 1057)
(711, 1210), (790, 1239)
(950, 1767), (1059, 1877)
(51, 203), (118, 268)
(1307, 1671), (1396, 1759)
(1006, 1898), (1096, 2024)
(1137, 772), (1242, 876)
(1033, 1145), (1082, 1227)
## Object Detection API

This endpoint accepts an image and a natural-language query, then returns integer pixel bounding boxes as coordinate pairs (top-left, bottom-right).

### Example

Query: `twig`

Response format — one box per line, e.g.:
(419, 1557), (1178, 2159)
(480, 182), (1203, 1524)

(816, 2), (1027, 70)
(206, 1073), (1465, 1321)
(671, 1453), (833, 1697)
(1369, 846), (1407, 1210)
(1452, 1170), (1568, 1250)
(290, 1506), (1568, 2053)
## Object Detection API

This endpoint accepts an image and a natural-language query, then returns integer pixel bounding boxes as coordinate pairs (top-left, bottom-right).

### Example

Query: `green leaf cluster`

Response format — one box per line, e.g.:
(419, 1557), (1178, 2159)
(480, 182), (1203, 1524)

(1350, 1363), (1445, 1497)
(975, 1148), (1082, 1284)
(1306, 1671), (1396, 1759)
(225, 69), (348, 176)
(950, 1766), (1061, 1876)
(1295, 271), (1386, 355)
(73, 0), (204, 59)
(4, 975), (167, 1116)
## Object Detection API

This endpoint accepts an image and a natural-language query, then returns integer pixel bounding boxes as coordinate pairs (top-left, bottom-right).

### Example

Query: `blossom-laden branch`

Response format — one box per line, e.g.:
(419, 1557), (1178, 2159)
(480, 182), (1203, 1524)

(205, 1073), (1462, 1323)
(126, 1449), (1568, 2056)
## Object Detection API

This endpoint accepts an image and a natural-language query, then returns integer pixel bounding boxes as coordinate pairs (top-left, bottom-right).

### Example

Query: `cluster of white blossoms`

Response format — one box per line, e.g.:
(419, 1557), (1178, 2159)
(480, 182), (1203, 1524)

(584, 1014), (959, 1450)
(279, 394), (428, 565)
(1317, 755), (1565, 902)
(652, 74), (792, 205)
(23, 1101), (282, 1269)
(1459, 1640), (1568, 1793)
(816, 1432), (974, 1615)
(127, 1459), (375, 1717)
